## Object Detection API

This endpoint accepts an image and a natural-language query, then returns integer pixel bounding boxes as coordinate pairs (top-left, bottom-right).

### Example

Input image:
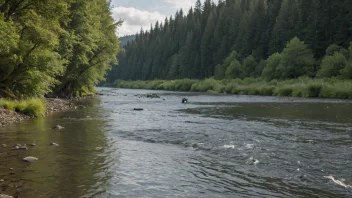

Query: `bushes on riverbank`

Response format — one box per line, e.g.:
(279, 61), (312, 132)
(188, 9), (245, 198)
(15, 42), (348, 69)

(0, 98), (46, 117)
(114, 77), (352, 99)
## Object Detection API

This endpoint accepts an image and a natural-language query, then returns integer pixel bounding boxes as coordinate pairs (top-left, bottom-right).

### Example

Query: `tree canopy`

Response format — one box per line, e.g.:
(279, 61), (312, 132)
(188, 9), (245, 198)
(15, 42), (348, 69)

(0, 0), (120, 98)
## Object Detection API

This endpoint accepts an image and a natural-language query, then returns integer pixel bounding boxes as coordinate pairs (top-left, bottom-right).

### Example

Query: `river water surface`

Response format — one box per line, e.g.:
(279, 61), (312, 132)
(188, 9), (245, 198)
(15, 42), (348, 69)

(1, 88), (352, 198)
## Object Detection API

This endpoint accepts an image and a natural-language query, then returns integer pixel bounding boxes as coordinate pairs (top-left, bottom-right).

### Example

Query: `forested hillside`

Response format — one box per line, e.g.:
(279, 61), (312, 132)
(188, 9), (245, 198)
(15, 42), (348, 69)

(120, 35), (136, 47)
(0, 0), (120, 98)
(107, 0), (352, 82)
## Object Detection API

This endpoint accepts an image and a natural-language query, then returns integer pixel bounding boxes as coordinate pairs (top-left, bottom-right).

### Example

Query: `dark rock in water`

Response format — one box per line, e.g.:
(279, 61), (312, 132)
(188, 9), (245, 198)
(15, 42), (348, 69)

(146, 94), (160, 98)
(133, 108), (144, 111)
(18, 146), (28, 150)
(52, 125), (64, 130)
(135, 93), (161, 99)
(23, 156), (38, 162)
(50, 143), (59, 146)
(182, 98), (188, 103)
(75, 105), (86, 109)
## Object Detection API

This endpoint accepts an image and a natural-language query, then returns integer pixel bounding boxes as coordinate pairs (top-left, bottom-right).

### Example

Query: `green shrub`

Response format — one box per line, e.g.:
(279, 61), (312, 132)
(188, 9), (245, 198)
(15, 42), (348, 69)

(0, 98), (46, 117)
(274, 86), (293, 96)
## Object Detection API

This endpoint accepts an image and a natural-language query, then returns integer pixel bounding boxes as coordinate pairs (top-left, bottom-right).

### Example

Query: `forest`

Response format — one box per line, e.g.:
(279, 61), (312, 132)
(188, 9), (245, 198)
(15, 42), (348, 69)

(106, 0), (352, 97)
(0, 0), (120, 99)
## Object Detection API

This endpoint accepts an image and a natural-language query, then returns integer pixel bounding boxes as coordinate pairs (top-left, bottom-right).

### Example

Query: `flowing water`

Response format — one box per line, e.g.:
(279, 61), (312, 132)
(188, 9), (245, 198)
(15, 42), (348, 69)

(1, 88), (352, 198)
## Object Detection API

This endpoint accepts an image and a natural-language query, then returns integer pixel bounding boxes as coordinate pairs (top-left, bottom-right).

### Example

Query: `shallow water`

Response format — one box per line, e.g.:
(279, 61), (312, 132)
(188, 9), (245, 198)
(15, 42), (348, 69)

(1, 88), (352, 197)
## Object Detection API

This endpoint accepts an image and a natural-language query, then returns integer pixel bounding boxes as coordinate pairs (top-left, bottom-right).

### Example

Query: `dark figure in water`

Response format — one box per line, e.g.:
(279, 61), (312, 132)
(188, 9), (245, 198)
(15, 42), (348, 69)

(182, 98), (188, 103)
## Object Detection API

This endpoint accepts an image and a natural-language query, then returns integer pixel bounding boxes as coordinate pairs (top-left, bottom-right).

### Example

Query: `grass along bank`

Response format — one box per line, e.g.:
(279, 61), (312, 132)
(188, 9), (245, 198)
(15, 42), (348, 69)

(113, 77), (352, 99)
(0, 98), (75, 127)
(0, 98), (46, 117)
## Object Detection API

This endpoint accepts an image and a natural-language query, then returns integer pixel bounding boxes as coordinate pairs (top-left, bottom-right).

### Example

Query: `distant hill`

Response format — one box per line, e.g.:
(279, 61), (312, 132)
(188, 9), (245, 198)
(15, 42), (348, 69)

(119, 35), (136, 47)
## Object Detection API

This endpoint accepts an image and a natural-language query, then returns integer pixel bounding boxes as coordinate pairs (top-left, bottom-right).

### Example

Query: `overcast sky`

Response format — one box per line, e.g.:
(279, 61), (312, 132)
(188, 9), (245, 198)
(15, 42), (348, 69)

(111, 0), (204, 36)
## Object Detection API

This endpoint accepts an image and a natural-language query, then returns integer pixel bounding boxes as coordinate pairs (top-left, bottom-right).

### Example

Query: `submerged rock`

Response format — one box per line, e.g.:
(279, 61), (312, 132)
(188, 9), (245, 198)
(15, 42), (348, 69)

(133, 108), (144, 111)
(23, 156), (38, 163)
(52, 125), (64, 130)
(50, 143), (59, 146)
(30, 143), (36, 147)
(146, 94), (160, 98)
(2, 144), (6, 148)
(75, 105), (86, 109)
(0, 179), (4, 182)
(135, 94), (161, 99)
(18, 146), (28, 150)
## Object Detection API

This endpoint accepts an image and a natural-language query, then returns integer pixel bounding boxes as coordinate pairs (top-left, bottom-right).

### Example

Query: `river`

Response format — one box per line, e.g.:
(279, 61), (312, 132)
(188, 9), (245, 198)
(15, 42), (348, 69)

(0, 88), (352, 198)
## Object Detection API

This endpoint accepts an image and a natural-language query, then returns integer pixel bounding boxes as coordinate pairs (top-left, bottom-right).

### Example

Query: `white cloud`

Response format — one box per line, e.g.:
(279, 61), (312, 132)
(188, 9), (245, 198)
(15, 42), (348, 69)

(164, 0), (198, 10)
(111, 6), (165, 36)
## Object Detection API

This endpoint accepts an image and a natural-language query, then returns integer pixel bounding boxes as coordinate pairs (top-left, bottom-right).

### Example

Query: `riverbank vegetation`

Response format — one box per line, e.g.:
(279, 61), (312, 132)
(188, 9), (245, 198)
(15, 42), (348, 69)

(114, 78), (352, 99)
(0, 0), (120, 99)
(0, 98), (46, 117)
(106, 0), (352, 99)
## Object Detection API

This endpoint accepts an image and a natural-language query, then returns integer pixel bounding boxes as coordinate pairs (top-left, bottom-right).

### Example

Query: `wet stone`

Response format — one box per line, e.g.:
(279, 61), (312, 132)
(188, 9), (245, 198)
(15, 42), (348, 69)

(50, 143), (59, 146)
(23, 156), (39, 163)
(18, 146), (28, 150)
(53, 125), (64, 130)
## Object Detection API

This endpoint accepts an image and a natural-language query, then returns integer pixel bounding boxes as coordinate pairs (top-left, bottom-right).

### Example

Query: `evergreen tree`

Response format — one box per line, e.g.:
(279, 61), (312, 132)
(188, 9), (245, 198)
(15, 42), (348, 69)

(106, 0), (352, 83)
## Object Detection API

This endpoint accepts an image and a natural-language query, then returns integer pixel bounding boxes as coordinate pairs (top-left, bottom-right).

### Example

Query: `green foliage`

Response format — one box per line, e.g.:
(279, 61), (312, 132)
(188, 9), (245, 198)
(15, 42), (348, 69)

(225, 59), (242, 79)
(0, 98), (46, 117)
(191, 78), (224, 92)
(108, 0), (352, 82)
(262, 53), (282, 80)
(214, 64), (225, 80)
(325, 44), (343, 56)
(243, 55), (258, 77)
(277, 37), (315, 79)
(114, 77), (352, 99)
(53, 0), (120, 97)
(0, 1), (67, 98)
(317, 52), (347, 78)
(0, 0), (119, 98)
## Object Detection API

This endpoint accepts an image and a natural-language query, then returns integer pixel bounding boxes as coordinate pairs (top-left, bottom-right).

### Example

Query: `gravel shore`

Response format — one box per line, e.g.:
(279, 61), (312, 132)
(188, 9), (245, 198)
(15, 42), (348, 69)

(0, 98), (75, 127)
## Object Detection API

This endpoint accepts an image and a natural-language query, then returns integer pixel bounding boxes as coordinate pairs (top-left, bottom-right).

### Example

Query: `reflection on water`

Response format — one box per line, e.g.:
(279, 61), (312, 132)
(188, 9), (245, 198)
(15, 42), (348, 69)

(0, 98), (114, 198)
(0, 88), (352, 198)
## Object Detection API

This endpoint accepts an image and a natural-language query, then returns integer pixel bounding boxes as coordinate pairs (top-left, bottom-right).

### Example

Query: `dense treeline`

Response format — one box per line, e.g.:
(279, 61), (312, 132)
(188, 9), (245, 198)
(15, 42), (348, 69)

(120, 35), (136, 47)
(0, 0), (120, 99)
(107, 0), (352, 82)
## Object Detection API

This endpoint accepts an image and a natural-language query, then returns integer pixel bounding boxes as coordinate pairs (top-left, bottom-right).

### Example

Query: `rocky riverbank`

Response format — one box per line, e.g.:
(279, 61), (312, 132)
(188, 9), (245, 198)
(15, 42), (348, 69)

(0, 98), (75, 127)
